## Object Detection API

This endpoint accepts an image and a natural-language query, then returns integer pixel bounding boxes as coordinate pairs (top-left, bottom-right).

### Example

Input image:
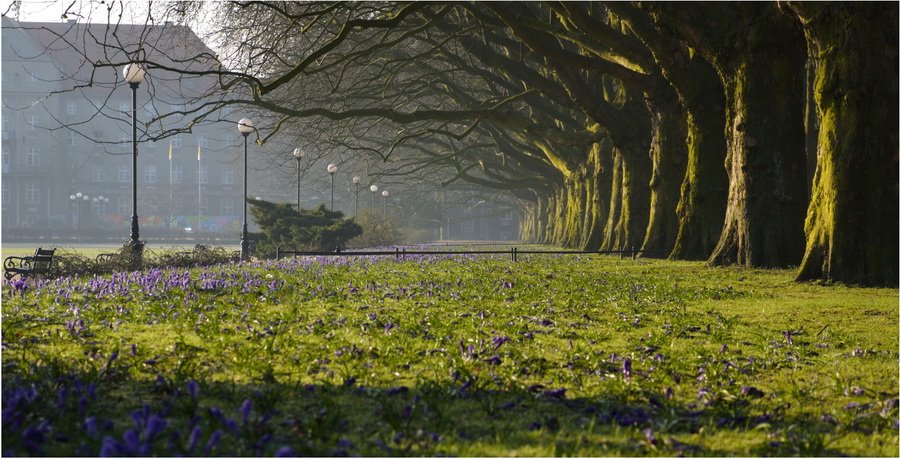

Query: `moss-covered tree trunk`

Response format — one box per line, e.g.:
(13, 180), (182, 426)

(600, 149), (624, 252)
(644, 3), (808, 267)
(708, 25), (808, 267)
(790, 3), (899, 286)
(610, 3), (729, 261)
(580, 140), (611, 251)
(641, 84), (688, 257)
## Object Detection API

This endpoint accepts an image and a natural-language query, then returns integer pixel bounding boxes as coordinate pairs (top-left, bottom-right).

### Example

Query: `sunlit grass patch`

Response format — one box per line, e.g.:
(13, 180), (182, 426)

(2, 254), (897, 456)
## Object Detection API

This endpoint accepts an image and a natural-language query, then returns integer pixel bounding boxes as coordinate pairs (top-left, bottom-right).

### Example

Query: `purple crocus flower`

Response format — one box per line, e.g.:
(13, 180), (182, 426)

(784, 330), (793, 345)
(485, 355), (502, 365)
(187, 426), (203, 453)
(204, 430), (223, 454)
(664, 387), (673, 399)
(240, 399), (253, 425)
(492, 336), (511, 350)
(275, 446), (296, 457)
(622, 358), (632, 379)
(187, 380), (199, 399)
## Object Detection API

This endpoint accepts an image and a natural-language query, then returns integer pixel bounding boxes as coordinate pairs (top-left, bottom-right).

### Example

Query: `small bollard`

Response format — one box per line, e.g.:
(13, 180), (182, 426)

(632, 246), (636, 260)
(275, 247), (280, 260)
(395, 247), (400, 259)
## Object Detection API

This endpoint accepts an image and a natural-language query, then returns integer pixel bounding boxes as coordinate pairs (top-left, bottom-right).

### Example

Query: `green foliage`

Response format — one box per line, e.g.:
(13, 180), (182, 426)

(347, 209), (403, 248)
(249, 199), (363, 257)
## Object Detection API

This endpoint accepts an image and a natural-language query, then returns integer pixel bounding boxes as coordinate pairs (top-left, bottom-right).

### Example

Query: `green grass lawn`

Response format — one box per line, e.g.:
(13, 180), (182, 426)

(2, 254), (897, 456)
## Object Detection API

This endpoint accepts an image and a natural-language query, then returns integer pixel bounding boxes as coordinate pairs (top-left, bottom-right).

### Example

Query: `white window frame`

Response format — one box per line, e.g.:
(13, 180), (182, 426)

(25, 182), (39, 204)
(222, 166), (234, 185)
(144, 165), (157, 184)
(118, 165), (130, 183)
(26, 146), (39, 166)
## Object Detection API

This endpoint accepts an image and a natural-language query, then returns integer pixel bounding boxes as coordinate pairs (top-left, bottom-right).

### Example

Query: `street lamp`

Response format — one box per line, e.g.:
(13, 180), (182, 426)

(369, 184), (378, 231)
(292, 148), (303, 210)
(69, 192), (90, 243)
(352, 176), (361, 218)
(238, 118), (255, 260)
(123, 62), (146, 258)
(327, 163), (338, 209)
(381, 190), (390, 219)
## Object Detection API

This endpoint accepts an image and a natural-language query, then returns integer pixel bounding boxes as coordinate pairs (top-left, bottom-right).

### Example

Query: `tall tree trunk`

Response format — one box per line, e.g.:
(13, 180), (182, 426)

(641, 84), (688, 257)
(644, 3), (808, 267)
(790, 3), (899, 286)
(600, 149), (624, 252)
(610, 3), (729, 260)
(708, 17), (808, 267)
(581, 140), (611, 251)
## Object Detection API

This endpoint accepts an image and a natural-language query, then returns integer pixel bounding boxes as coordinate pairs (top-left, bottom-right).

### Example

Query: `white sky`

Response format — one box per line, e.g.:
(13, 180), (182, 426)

(3, 0), (151, 24)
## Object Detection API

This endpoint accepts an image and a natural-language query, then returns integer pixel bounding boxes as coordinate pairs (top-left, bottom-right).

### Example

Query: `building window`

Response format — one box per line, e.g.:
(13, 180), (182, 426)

(198, 134), (208, 148)
(66, 101), (76, 115)
(199, 165), (208, 184)
(220, 198), (234, 216)
(119, 132), (129, 144)
(25, 182), (39, 204)
(67, 131), (77, 146)
(144, 165), (157, 183)
(92, 167), (105, 183)
(2, 181), (9, 206)
(118, 165), (130, 183)
(2, 116), (8, 139)
(222, 166), (234, 185)
(119, 102), (129, 113)
(29, 114), (37, 131)
(26, 147), (39, 166)
(2, 151), (9, 173)
(117, 195), (129, 214)
(172, 165), (183, 183)
(172, 134), (182, 148)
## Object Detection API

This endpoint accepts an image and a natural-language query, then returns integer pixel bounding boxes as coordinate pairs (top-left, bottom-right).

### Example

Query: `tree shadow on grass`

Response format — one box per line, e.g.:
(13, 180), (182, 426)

(4, 367), (889, 457)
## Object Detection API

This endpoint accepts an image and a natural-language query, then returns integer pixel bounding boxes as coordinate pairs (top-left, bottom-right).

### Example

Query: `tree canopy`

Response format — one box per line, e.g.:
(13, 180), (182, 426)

(9, 1), (897, 286)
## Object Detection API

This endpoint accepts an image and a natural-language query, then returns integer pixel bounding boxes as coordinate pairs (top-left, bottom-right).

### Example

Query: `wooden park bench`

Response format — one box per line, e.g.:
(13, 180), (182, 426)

(3, 247), (56, 281)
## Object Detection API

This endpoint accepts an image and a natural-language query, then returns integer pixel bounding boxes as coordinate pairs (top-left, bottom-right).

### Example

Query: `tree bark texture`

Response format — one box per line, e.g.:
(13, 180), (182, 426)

(610, 3), (728, 260)
(640, 84), (688, 257)
(791, 3), (899, 286)
(648, 3), (808, 268)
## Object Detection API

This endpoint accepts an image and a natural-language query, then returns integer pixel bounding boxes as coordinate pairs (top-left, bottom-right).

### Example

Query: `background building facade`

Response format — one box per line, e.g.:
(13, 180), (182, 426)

(1, 17), (244, 243)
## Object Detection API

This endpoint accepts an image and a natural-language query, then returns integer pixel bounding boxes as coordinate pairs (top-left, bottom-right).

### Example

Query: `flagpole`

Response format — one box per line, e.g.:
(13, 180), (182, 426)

(168, 142), (173, 231)
(197, 145), (202, 233)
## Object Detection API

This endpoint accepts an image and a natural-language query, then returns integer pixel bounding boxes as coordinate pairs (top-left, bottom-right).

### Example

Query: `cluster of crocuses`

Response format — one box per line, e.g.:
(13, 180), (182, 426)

(1, 376), (304, 457)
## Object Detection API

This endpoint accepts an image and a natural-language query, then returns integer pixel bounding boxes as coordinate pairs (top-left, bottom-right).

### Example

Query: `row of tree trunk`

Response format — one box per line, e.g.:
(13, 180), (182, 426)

(517, 3), (897, 287)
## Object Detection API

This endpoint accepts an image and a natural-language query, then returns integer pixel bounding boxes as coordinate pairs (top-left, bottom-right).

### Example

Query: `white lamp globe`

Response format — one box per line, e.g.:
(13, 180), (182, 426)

(123, 63), (146, 84)
(352, 176), (360, 184)
(370, 185), (378, 192)
(293, 148), (304, 159)
(327, 163), (338, 174)
(237, 118), (255, 134)
(381, 190), (389, 197)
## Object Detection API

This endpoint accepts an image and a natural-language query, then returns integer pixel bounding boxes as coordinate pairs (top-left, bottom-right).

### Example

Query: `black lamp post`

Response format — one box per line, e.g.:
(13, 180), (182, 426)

(352, 176), (360, 218)
(69, 192), (89, 243)
(327, 163), (338, 209)
(293, 147), (303, 209)
(238, 118), (255, 260)
(123, 62), (146, 257)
